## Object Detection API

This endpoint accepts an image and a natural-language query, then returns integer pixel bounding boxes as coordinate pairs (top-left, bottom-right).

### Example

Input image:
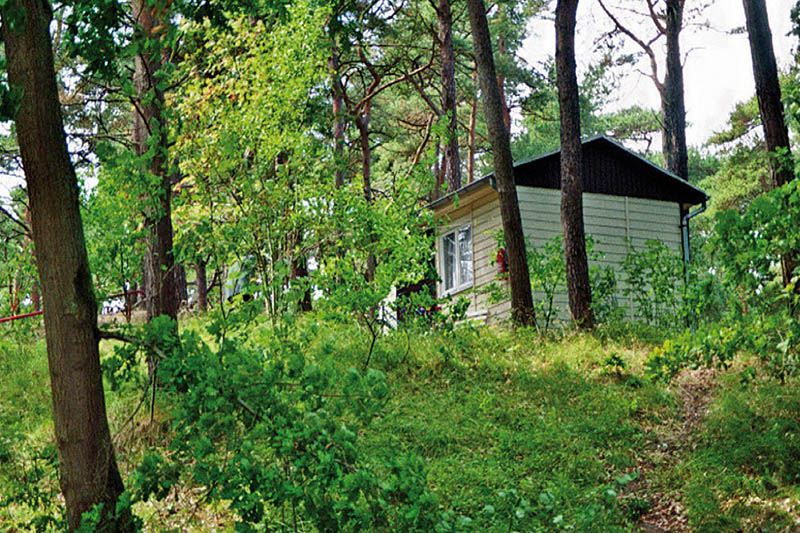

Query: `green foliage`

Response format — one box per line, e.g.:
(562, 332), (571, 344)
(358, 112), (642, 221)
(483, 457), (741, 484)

(10, 308), (800, 531)
(644, 325), (741, 384)
(485, 232), (620, 331)
(0, 187), (37, 317)
(711, 179), (800, 314)
(0, 334), (65, 531)
(621, 239), (684, 328)
(175, 2), (333, 318)
(645, 309), (800, 384)
(121, 318), (447, 531)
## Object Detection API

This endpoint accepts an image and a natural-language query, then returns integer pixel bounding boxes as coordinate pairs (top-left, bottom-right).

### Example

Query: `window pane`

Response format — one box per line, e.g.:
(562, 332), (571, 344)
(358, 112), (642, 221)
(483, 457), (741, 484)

(443, 233), (456, 291)
(458, 226), (473, 286)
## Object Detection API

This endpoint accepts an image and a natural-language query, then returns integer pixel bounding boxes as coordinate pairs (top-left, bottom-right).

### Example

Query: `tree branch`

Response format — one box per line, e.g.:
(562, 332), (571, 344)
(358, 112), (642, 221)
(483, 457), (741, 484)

(597, 0), (664, 91)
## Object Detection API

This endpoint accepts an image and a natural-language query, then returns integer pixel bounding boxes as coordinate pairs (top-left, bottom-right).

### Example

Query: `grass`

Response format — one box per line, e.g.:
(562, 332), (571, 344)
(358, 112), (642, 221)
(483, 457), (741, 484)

(679, 370), (800, 531)
(345, 327), (676, 530)
(2, 315), (800, 531)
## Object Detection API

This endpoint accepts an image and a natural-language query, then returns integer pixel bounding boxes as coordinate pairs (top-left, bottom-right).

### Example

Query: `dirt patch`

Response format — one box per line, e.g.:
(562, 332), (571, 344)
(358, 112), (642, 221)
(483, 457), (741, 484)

(633, 368), (717, 532)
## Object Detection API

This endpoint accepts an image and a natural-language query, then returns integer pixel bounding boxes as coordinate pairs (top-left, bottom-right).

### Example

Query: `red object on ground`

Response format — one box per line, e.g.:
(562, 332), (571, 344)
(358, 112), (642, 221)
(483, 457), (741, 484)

(0, 310), (43, 324)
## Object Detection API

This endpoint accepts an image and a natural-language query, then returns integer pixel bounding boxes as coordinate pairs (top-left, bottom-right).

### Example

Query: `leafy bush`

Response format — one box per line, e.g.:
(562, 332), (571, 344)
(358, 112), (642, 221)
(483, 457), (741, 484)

(711, 178), (800, 315)
(621, 239), (683, 328)
(123, 319), (447, 531)
(486, 232), (620, 331)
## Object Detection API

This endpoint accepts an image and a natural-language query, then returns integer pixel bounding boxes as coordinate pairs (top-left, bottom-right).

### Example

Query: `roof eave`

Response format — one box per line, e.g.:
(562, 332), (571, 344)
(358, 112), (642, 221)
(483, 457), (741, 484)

(426, 175), (497, 211)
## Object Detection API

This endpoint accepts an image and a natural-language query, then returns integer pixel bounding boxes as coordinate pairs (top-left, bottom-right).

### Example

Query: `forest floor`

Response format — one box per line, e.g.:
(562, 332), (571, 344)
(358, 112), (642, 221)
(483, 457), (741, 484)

(2, 317), (800, 531)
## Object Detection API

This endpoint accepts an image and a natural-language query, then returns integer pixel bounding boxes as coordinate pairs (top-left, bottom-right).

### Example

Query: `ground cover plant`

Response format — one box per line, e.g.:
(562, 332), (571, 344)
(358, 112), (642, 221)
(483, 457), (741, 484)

(2, 312), (800, 531)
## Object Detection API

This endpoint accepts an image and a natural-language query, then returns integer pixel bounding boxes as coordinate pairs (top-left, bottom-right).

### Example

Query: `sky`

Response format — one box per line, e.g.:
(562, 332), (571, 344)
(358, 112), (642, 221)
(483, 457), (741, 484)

(521, 0), (797, 146)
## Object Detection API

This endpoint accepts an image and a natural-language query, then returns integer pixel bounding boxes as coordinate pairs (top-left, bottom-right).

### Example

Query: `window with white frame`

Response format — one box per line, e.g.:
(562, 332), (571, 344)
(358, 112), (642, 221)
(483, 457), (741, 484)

(441, 225), (473, 294)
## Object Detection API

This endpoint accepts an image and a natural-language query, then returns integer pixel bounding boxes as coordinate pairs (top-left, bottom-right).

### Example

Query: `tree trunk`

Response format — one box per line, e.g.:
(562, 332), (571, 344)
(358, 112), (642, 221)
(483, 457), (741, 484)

(194, 261), (208, 312)
(556, 0), (594, 329)
(495, 5), (512, 133)
(355, 102), (377, 282)
(11, 274), (20, 314)
(132, 0), (179, 324)
(329, 50), (346, 189)
(433, 142), (442, 199)
(743, 0), (796, 288)
(1, 1), (128, 529)
(437, 0), (462, 192)
(466, 0), (536, 327)
(468, 70), (478, 184)
(662, 0), (689, 180)
(174, 263), (188, 307)
(743, 0), (794, 188)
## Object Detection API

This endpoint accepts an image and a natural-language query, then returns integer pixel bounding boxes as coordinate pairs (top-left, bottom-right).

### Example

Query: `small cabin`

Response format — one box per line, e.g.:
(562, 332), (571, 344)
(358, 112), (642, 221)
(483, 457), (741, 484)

(428, 135), (709, 323)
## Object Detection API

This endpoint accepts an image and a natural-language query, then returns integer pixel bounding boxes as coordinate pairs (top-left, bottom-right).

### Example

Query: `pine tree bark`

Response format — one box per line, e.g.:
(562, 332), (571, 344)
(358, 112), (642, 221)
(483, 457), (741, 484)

(556, 0), (594, 329)
(743, 0), (793, 188)
(468, 70), (478, 184)
(662, 0), (688, 180)
(466, 0), (536, 326)
(1, 1), (128, 529)
(495, 4), (512, 133)
(743, 0), (796, 287)
(437, 0), (462, 192)
(132, 0), (179, 324)
(174, 263), (188, 305)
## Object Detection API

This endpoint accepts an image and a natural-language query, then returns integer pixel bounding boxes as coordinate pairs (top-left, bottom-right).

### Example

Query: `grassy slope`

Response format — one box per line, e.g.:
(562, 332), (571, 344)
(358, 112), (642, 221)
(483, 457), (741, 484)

(2, 318), (800, 531)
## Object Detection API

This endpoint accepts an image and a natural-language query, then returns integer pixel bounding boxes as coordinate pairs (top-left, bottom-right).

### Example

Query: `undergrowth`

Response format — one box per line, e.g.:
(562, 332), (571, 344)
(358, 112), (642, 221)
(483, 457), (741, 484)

(2, 315), (800, 531)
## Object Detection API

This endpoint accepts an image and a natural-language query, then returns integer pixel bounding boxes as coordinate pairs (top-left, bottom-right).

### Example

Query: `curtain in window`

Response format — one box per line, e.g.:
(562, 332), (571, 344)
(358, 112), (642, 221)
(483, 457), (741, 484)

(458, 227), (473, 285)
(443, 232), (456, 290)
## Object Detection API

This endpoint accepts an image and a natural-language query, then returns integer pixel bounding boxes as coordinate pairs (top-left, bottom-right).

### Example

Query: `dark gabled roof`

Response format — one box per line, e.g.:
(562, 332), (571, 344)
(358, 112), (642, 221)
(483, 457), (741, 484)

(429, 135), (709, 210)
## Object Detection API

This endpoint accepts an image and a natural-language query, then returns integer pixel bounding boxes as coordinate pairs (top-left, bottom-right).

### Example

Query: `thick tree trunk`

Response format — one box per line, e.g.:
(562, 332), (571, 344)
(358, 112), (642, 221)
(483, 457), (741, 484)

(1, 1), (128, 529)
(467, 0), (536, 327)
(329, 51), (346, 189)
(743, 0), (796, 288)
(662, 0), (689, 180)
(194, 261), (208, 312)
(437, 0), (462, 192)
(132, 0), (179, 324)
(556, 0), (594, 329)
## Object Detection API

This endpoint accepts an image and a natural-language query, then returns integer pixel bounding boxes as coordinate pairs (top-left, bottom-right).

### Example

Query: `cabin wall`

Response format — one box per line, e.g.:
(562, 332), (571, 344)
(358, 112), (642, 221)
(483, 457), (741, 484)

(434, 187), (682, 325)
(516, 187), (682, 323)
(435, 194), (510, 322)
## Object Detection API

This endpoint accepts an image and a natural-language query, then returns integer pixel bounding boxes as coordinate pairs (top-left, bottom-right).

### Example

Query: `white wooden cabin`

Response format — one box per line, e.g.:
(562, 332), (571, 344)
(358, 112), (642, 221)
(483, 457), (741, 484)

(428, 136), (709, 324)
